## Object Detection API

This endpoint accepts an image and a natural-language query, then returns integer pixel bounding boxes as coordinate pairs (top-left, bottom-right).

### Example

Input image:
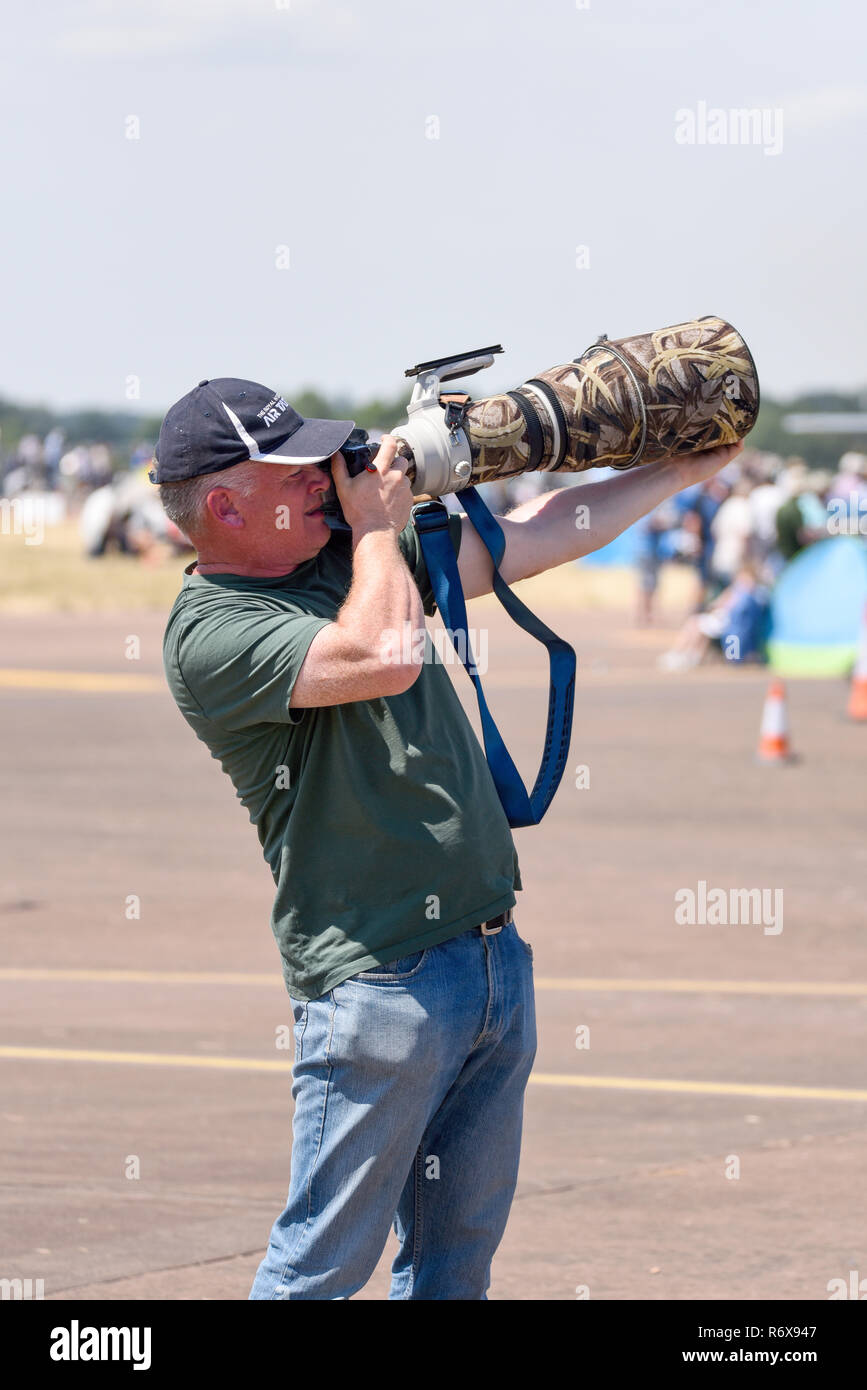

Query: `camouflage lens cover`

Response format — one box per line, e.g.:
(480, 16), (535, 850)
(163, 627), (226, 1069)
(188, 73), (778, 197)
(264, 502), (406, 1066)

(462, 316), (759, 485)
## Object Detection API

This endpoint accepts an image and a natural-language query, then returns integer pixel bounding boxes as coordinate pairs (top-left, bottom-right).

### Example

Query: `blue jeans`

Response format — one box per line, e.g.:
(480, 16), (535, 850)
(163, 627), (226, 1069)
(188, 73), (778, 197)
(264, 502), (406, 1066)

(249, 918), (536, 1300)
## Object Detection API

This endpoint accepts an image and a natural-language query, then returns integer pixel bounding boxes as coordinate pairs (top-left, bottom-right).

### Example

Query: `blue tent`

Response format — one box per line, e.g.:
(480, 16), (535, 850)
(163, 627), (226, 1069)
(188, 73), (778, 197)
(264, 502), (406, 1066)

(767, 537), (867, 677)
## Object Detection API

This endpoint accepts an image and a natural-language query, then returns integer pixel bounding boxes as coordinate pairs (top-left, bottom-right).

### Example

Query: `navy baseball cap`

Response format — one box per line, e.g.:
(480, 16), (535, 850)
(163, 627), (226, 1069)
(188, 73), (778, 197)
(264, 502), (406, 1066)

(150, 377), (355, 484)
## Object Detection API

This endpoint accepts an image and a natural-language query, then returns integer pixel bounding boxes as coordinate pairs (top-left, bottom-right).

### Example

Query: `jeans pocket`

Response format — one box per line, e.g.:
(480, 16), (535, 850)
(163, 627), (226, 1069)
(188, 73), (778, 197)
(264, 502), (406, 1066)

(354, 948), (428, 982)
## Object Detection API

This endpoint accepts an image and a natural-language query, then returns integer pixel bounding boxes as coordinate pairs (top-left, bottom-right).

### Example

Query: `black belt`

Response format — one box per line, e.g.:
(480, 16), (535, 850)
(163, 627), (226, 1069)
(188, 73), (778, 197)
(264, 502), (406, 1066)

(478, 907), (513, 936)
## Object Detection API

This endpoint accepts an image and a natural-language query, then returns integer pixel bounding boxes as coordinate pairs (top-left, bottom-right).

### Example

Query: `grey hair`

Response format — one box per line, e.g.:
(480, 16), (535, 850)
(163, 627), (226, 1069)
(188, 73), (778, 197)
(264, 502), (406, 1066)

(158, 460), (260, 539)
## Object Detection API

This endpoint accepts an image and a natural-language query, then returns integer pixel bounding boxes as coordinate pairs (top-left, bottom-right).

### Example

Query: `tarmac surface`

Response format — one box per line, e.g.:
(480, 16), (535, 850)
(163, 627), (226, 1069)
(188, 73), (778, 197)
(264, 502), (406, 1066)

(1, 592), (865, 1301)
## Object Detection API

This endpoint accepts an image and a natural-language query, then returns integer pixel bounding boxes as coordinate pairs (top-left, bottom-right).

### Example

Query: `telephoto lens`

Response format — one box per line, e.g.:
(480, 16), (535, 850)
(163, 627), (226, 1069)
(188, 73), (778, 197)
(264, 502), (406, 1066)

(391, 315), (759, 498)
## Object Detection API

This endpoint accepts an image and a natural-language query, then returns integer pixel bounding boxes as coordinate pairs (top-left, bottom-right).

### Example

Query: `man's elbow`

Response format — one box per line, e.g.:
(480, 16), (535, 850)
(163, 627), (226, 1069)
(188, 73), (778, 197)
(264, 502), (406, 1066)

(382, 657), (424, 696)
(361, 638), (424, 696)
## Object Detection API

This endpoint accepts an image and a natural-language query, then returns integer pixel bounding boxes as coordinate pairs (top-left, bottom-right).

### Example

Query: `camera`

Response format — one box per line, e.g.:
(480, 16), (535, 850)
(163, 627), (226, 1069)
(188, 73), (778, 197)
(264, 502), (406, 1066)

(320, 427), (379, 529)
(339, 427), (378, 476)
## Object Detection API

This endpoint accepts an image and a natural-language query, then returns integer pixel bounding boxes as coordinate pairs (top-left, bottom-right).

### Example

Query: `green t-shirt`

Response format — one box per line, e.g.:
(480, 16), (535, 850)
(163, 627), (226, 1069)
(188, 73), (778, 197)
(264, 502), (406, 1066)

(162, 517), (521, 1000)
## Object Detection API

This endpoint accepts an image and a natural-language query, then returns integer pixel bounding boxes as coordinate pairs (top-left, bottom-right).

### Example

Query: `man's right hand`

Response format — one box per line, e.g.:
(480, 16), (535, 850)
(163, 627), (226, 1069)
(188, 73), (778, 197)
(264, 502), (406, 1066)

(290, 435), (424, 707)
(332, 434), (413, 538)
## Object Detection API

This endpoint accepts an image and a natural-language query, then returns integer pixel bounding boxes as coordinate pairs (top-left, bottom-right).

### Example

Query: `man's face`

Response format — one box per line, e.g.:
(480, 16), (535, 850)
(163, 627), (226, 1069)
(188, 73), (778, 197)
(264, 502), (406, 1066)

(219, 457), (335, 568)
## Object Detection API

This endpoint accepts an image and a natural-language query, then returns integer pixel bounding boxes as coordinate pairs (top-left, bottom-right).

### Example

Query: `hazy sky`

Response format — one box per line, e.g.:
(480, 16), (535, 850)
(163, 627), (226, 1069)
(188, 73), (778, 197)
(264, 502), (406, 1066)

(1, 0), (865, 419)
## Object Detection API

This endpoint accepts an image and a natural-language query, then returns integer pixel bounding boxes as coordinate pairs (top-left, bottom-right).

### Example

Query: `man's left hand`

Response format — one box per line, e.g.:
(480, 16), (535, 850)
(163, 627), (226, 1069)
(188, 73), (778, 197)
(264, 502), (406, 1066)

(669, 439), (744, 489)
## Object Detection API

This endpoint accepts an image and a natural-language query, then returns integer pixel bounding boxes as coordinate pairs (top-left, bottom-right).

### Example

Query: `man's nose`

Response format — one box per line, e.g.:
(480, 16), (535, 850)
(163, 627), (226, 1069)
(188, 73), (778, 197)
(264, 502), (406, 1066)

(310, 465), (331, 492)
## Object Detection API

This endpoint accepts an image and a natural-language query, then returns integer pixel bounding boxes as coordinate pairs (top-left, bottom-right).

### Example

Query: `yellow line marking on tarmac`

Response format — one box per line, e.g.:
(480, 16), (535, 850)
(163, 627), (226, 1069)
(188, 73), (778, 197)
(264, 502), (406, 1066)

(481, 668), (770, 689)
(0, 967), (280, 986)
(0, 1045), (287, 1072)
(2, 1046), (866, 1101)
(0, 667), (765, 695)
(2, 968), (866, 999)
(533, 978), (867, 998)
(529, 1075), (867, 1102)
(0, 669), (163, 693)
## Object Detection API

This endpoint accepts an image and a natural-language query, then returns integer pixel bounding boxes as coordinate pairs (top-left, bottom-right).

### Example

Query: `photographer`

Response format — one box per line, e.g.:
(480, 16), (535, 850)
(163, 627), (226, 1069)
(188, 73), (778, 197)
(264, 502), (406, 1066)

(155, 377), (741, 1301)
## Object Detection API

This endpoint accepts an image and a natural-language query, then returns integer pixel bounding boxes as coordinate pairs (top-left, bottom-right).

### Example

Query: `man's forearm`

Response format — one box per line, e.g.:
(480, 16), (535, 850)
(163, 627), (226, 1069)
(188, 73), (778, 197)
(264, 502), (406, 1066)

(493, 458), (685, 585)
(288, 527), (425, 706)
(453, 459), (686, 597)
(340, 526), (424, 656)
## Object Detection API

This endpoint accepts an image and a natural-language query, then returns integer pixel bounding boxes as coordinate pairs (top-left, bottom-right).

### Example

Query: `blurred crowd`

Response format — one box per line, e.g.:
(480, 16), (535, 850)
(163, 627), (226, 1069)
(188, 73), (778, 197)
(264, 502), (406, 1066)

(478, 449), (867, 671)
(2, 429), (115, 495)
(4, 424), (866, 653)
(633, 450), (867, 669)
(0, 431), (190, 560)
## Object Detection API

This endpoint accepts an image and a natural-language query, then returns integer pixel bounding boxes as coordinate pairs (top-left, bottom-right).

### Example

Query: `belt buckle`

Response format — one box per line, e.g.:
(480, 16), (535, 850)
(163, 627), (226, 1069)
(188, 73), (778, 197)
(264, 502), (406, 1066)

(481, 907), (513, 936)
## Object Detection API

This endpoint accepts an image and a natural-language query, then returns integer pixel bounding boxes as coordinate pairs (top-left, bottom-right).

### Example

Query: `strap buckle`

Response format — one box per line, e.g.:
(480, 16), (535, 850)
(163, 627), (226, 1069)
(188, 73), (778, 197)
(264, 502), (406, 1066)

(481, 907), (513, 936)
(410, 498), (450, 533)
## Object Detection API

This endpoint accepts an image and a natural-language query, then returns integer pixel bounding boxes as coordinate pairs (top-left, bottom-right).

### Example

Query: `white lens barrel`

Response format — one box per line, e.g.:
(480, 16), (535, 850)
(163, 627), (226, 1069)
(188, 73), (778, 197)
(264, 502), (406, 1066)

(391, 416), (473, 497)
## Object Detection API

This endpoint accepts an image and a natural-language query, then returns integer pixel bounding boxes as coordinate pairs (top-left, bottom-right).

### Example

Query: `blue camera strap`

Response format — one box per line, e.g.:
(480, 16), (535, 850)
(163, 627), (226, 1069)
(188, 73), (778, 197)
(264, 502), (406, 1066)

(412, 488), (576, 828)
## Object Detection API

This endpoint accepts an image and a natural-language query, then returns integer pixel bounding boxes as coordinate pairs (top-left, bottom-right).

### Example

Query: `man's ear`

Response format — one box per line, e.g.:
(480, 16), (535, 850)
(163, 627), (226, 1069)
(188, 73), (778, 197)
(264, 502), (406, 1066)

(206, 488), (245, 529)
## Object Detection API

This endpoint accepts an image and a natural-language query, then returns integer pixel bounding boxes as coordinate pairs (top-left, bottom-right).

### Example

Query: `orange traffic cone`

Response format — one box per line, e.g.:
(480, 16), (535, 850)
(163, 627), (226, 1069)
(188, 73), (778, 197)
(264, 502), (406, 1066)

(847, 605), (867, 721)
(756, 679), (795, 763)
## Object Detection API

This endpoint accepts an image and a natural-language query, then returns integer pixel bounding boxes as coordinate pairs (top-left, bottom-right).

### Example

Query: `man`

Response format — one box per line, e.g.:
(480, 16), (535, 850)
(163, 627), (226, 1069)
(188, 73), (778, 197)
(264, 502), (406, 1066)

(709, 477), (755, 589)
(154, 377), (742, 1300)
(680, 473), (731, 605)
(634, 497), (679, 626)
(775, 470), (830, 562)
(748, 458), (786, 578)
